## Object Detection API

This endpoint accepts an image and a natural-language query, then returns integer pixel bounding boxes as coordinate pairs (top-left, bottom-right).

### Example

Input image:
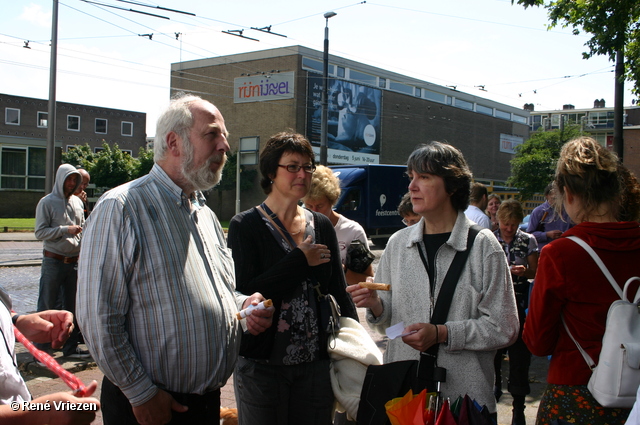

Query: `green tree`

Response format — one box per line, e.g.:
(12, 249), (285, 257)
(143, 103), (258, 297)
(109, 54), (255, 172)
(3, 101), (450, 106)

(513, 0), (640, 94)
(61, 144), (95, 169)
(134, 146), (154, 179)
(514, 0), (639, 158)
(89, 142), (137, 188)
(508, 125), (585, 200)
(212, 151), (258, 214)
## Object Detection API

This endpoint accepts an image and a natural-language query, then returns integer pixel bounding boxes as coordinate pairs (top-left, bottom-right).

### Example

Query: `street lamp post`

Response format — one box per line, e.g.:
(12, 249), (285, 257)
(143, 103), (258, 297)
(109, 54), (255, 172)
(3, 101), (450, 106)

(320, 11), (337, 166)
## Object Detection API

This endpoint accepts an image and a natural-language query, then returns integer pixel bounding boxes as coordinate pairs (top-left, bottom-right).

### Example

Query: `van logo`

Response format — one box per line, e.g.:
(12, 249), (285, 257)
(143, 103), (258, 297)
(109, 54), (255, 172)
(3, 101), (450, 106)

(380, 194), (386, 208)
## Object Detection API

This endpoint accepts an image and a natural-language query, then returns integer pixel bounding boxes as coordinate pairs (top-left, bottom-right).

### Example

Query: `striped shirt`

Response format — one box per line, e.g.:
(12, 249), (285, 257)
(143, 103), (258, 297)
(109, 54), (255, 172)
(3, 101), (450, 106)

(77, 164), (243, 406)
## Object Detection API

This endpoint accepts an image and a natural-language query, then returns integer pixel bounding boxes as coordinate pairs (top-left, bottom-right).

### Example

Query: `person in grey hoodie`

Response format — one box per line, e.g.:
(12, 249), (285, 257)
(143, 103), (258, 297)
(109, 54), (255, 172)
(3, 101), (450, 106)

(34, 163), (90, 358)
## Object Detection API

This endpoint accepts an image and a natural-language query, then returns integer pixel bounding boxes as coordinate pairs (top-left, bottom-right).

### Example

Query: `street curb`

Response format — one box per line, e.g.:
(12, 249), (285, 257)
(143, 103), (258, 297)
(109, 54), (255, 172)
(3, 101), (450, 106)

(0, 261), (42, 267)
(17, 351), (97, 379)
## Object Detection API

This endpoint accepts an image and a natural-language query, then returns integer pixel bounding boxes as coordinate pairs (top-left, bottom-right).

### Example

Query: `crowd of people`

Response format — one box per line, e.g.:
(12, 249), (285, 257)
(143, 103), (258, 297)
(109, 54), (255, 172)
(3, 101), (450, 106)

(1, 93), (639, 425)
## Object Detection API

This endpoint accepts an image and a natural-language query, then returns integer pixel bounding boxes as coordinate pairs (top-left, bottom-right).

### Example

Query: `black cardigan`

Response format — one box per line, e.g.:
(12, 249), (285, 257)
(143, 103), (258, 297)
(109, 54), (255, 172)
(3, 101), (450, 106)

(228, 207), (358, 359)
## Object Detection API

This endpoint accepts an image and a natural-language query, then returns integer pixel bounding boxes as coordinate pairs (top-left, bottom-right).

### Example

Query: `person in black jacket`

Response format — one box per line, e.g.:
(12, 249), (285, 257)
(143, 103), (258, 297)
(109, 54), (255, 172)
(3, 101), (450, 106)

(228, 132), (357, 425)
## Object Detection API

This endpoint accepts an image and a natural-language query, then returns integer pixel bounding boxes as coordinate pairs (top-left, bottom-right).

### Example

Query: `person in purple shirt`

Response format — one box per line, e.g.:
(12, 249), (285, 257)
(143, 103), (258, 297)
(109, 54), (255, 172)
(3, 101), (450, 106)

(526, 183), (573, 253)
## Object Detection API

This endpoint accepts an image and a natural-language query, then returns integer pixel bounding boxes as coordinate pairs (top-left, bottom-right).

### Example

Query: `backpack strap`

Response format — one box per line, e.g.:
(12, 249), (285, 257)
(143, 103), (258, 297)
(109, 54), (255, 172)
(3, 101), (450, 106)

(562, 315), (596, 369)
(562, 235), (624, 370)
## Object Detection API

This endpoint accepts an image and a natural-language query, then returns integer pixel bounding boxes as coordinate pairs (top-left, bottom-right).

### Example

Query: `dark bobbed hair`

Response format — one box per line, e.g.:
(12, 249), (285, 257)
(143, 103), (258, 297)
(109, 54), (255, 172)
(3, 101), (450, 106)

(406, 142), (472, 211)
(259, 132), (315, 195)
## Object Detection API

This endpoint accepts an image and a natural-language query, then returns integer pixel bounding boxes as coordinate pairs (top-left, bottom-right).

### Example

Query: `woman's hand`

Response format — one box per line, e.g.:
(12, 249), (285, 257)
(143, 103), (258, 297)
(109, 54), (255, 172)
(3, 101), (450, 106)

(401, 322), (439, 352)
(346, 277), (383, 317)
(298, 235), (331, 266)
(510, 265), (527, 277)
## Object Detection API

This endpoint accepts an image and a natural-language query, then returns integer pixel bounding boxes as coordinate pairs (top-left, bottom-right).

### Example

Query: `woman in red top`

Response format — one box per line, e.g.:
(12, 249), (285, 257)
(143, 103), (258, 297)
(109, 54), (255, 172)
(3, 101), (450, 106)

(523, 137), (640, 425)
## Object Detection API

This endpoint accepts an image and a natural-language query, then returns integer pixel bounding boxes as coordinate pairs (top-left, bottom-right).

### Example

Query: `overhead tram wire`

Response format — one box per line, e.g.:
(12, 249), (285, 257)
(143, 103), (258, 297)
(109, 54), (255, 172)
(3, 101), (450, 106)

(14, 1), (600, 112)
(63, 0), (284, 77)
(79, 0), (171, 20)
(114, 0), (196, 16)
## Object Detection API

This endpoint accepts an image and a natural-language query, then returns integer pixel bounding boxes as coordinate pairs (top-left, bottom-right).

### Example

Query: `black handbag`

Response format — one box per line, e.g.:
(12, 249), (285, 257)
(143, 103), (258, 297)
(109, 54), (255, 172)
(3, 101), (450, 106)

(356, 225), (481, 425)
(346, 239), (375, 274)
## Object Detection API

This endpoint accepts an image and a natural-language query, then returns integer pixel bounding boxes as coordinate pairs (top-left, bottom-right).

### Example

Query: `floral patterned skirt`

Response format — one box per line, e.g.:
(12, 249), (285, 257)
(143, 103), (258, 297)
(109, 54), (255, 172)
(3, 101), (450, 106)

(536, 384), (630, 425)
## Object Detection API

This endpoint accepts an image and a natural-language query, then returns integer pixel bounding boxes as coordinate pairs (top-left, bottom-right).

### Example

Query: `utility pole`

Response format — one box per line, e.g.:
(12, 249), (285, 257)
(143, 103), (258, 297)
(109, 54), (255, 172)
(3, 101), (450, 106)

(320, 11), (337, 166)
(45, 0), (59, 194)
(613, 48), (624, 161)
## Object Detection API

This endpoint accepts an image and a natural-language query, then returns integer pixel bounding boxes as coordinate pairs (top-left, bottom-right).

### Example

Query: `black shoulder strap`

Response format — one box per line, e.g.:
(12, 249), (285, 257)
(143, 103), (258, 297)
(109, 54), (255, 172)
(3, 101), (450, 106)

(417, 224), (482, 387)
(431, 224), (481, 325)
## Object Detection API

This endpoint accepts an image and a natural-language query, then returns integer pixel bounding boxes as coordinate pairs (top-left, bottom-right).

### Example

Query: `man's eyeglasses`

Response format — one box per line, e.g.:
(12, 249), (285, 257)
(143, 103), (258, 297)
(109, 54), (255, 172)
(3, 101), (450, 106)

(278, 164), (316, 174)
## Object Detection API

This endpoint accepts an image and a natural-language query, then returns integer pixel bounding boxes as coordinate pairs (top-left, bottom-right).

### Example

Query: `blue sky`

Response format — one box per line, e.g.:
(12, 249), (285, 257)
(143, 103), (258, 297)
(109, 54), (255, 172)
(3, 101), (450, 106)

(1, 0), (635, 136)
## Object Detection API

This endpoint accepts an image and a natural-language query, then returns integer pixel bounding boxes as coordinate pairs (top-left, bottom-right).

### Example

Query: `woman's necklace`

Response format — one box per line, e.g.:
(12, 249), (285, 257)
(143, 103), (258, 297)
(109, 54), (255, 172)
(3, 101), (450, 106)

(288, 208), (304, 235)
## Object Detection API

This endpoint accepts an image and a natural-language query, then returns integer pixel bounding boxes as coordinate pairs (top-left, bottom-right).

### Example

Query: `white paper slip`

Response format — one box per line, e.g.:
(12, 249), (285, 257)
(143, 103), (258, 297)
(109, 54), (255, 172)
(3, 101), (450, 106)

(385, 322), (418, 339)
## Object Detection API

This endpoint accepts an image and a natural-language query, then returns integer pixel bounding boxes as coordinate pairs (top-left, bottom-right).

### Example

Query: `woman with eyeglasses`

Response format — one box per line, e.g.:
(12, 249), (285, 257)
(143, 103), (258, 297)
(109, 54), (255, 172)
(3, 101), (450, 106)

(227, 132), (357, 425)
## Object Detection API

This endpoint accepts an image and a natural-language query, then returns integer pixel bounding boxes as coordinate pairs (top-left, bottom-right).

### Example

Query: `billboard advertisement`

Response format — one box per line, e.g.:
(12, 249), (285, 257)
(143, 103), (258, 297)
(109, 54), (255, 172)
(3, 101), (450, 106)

(307, 75), (382, 164)
(499, 133), (524, 154)
(234, 71), (295, 103)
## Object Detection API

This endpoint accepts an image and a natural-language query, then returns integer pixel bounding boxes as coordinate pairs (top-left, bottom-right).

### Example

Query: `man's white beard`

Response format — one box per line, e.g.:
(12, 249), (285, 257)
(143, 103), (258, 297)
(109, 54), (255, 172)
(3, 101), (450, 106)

(181, 137), (226, 192)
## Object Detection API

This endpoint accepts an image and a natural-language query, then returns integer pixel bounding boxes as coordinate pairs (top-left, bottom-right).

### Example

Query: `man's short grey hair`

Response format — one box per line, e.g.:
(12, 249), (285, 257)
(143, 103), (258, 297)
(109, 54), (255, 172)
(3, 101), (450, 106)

(154, 93), (204, 162)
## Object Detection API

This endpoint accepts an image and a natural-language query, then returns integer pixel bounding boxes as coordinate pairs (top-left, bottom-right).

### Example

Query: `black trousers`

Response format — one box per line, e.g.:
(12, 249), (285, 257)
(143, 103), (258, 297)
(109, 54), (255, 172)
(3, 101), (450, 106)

(101, 376), (221, 425)
(494, 296), (531, 397)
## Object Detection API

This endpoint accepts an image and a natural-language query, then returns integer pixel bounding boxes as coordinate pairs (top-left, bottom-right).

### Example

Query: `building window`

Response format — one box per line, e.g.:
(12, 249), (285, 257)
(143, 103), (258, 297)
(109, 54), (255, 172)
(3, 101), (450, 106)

(302, 57), (323, 73)
(529, 115), (543, 131)
(5, 108), (20, 125)
(415, 88), (422, 98)
(588, 111), (614, 128)
(0, 146), (45, 190)
(37, 111), (48, 128)
(389, 81), (414, 95)
(454, 98), (473, 111)
(122, 121), (133, 136)
(378, 78), (387, 89)
(94, 147), (105, 153)
(423, 90), (446, 104)
(122, 149), (133, 156)
(476, 104), (493, 116)
(512, 114), (528, 124)
(95, 118), (107, 134)
(337, 66), (345, 78)
(67, 115), (80, 131)
(495, 110), (511, 120)
(349, 70), (376, 86)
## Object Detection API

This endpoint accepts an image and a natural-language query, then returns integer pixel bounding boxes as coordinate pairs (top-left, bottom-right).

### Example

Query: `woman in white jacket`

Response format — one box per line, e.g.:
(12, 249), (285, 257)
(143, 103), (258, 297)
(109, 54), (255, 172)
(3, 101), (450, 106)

(347, 142), (519, 419)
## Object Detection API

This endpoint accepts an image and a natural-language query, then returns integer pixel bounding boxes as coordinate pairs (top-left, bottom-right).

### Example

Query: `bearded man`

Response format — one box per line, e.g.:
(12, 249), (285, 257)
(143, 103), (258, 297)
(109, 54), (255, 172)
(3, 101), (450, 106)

(77, 94), (273, 425)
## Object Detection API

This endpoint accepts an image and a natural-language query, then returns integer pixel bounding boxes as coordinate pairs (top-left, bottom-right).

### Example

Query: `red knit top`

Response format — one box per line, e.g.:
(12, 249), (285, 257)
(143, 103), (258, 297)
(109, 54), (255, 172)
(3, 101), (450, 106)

(523, 221), (640, 385)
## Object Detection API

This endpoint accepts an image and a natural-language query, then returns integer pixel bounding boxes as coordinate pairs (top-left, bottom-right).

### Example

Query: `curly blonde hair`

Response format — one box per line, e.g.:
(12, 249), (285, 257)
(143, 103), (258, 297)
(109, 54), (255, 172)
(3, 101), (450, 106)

(304, 165), (341, 205)
(555, 137), (640, 222)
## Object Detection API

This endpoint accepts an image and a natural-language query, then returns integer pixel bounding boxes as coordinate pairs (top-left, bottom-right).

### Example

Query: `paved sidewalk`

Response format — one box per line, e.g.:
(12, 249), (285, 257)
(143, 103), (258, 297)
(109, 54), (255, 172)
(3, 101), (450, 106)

(0, 232), (41, 267)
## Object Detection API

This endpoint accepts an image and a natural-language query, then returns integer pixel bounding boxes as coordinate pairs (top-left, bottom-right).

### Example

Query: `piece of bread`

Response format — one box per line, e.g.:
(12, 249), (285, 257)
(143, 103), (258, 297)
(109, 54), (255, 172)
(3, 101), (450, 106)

(236, 299), (274, 320)
(358, 282), (390, 291)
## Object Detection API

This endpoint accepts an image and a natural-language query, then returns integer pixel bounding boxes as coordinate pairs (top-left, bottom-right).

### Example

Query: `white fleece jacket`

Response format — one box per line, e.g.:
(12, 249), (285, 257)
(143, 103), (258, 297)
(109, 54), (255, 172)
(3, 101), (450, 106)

(366, 211), (519, 413)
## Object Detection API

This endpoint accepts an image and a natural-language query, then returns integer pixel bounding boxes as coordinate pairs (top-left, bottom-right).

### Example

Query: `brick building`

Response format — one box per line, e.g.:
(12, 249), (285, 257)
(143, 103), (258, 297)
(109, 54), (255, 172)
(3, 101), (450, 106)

(171, 45), (530, 220)
(0, 93), (146, 217)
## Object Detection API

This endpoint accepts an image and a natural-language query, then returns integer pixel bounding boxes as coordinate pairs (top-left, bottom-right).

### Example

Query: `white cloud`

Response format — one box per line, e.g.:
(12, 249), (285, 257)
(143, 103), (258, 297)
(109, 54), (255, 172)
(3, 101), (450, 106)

(20, 3), (51, 28)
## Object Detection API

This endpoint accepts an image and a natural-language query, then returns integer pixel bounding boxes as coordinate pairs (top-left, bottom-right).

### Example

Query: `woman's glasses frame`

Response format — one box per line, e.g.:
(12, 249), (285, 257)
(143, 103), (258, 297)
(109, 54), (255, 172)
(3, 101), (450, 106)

(278, 164), (316, 174)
